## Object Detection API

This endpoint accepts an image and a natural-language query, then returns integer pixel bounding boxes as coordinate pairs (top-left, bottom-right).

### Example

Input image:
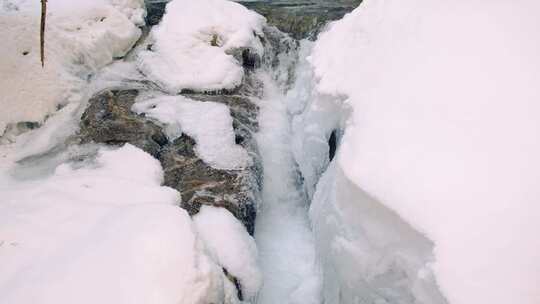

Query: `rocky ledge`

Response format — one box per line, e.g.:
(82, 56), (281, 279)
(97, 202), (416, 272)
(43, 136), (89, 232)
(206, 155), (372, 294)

(144, 0), (363, 40)
(238, 0), (363, 40)
(79, 0), (361, 236)
(79, 89), (262, 235)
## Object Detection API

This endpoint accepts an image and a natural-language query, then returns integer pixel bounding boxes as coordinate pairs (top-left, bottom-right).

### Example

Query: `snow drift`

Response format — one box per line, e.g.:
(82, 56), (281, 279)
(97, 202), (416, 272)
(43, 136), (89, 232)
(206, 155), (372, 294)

(292, 0), (540, 303)
(0, 144), (226, 304)
(0, 0), (144, 136)
(0, 141), (261, 304)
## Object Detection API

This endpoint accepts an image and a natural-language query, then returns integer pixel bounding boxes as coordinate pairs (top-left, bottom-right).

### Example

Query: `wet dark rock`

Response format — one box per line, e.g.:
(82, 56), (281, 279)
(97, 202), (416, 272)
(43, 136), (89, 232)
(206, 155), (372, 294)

(159, 94), (262, 234)
(1, 121), (42, 144)
(145, 0), (168, 26)
(226, 47), (261, 70)
(159, 133), (260, 235)
(79, 90), (168, 158)
(239, 0), (363, 40)
(329, 129), (337, 162)
(223, 268), (244, 301)
(79, 89), (262, 234)
(8, 121), (40, 133)
(143, 0), (362, 40)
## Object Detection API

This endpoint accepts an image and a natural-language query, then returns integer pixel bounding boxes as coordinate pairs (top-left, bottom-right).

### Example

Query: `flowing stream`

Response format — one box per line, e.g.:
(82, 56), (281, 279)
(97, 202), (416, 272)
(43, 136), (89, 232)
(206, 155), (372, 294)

(253, 68), (321, 304)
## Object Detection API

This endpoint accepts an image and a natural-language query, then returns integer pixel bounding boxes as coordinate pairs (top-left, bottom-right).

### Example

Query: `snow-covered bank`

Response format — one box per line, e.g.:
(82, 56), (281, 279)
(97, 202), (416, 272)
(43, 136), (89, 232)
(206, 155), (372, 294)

(0, 136), (260, 304)
(290, 0), (540, 303)
(288, 40), (445, 304)
(0, 0), (145, 136)
(0, 144), (225, 304)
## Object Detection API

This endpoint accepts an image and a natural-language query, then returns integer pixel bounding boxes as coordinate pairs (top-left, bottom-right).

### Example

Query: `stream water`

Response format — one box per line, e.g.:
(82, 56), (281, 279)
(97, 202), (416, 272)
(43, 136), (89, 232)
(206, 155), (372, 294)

(254, 72), (321, 304)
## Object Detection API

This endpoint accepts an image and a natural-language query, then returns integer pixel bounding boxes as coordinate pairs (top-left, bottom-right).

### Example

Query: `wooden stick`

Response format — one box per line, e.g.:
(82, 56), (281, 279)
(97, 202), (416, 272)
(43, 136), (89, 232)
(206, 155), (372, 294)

(40, 0), (47, 67)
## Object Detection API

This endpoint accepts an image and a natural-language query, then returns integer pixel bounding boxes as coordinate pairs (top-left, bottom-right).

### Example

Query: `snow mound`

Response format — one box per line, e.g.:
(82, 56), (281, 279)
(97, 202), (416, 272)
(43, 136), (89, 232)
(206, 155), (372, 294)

(194, 206), (262, 301)
(0, 144), (231, 304)
(0, 0), (144, 135)
(133, 95), (250, 170)
(309, 0), (540, 303)
(137, 0), (265, 93)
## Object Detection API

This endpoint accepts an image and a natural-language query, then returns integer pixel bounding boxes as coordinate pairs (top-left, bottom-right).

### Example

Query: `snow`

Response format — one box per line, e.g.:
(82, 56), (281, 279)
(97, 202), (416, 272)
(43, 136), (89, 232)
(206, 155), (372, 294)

(0, 144), (231, 304)
(5, 0), (537, 303)
(132, 95), (250, 170)
(0, 0), (144, 135)
(254, 73), (321, 304)
(310, 162), (446, 304)
(1, 1), (266, 302)
(287, 41), (348, 199)
(0, 94), (257, 304)
(136, 0), (266, 93)
(307, 0), (540, 303)
(288, 41), (444, 303)
(193, 206), (262, 301)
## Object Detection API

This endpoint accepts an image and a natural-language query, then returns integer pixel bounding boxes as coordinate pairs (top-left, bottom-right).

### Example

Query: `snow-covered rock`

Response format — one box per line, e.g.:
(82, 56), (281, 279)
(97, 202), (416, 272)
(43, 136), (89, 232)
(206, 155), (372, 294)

(79, 88), (262, 234)
(294, 0), (540, 303)
(133, 95), (250, 170)
(194, 206), (262, 301)
(137, 0), (266, 93)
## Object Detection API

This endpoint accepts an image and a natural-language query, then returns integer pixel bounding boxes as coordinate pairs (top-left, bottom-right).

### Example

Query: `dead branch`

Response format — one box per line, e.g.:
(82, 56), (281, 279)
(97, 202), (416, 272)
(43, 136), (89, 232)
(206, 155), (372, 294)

(40, 0), (47, 67)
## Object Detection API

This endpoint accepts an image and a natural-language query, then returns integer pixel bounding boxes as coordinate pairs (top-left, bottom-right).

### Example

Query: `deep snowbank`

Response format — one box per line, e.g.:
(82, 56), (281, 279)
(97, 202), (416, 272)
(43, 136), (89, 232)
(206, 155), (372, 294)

(289, 40), (445, 304)
(0, 0), (144, 136)
(137, 0), (265, 93)
(303, 0), (540, 303)
(0, 144), (226, 304)
(0, 142), (262, 304)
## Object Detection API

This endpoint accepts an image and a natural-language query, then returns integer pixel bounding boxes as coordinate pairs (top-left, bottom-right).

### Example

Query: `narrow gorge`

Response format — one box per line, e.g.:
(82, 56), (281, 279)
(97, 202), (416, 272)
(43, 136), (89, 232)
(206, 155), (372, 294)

(3, 1), (537, 304)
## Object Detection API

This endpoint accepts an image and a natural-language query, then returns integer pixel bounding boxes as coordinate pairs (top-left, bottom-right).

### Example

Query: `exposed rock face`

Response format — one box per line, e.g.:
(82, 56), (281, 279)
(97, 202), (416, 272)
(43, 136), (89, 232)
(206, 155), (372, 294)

(79, 89), (262, 234)
(238, 0), (363, 40)
(159, 94), (262, 234)
(159, 134), (260, 235)
(80, 90), (168, 158)
(145, 0), (168, 26)
(226, 47), (261, 70)
(143, 0), (363, 40)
